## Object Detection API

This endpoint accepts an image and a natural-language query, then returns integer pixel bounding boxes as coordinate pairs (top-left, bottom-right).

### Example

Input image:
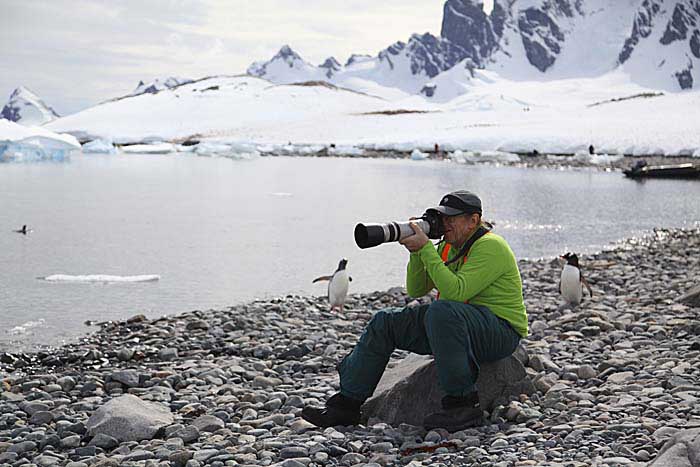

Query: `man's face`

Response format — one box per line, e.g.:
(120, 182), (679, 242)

(442, 212), (480, 246)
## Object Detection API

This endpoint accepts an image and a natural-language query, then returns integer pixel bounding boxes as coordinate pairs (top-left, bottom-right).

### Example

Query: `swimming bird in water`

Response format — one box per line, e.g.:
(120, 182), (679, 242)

(559, 252), (593, 306)
(13, 225), (32, 235)
(313, 258), (352, 311)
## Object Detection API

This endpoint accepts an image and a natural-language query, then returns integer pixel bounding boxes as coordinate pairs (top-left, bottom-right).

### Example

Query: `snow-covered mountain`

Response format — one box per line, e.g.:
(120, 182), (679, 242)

(249, 0), (700, 97)
(1, 86), (60, 125)
(127, 77), (194, 97)
(46, 75), (393, 143)
(41, 64), (700, 156)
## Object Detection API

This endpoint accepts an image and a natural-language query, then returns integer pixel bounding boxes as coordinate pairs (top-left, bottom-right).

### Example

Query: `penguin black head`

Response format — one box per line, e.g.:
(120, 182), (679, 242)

(337, 258), (348, 271)
(560, 252), (580, 268)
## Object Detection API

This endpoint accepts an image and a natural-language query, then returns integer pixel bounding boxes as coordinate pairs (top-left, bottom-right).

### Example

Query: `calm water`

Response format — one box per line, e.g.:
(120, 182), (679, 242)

(1, 154), (699, 351)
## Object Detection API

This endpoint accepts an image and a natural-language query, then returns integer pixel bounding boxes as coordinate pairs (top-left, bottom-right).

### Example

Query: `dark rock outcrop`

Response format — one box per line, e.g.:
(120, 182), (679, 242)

(619, 0), (663, 64)
(691, 30), (700, 58)
(676, 63), (695, 89)
(440, 0), (500, 68)
(362, 350), (534, 426)
(660, 2), (700, 45)
(519, 7), (565, 72)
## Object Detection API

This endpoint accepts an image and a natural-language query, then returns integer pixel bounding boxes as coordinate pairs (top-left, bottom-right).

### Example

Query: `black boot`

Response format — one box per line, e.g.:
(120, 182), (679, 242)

(300, 393), (362, 428)
(424, 393), (483, 432)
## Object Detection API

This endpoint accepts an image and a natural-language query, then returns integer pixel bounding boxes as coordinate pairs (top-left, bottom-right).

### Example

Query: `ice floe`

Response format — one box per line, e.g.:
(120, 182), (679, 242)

(41, 274), (160, 283)
(0, 119), (80, 162)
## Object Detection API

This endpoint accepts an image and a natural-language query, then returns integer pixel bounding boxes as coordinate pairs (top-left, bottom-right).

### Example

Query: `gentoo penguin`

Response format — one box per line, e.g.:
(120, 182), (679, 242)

(13, 225), (31, 235)
(313, 258), (352, 311)
(559, 252), (593, 306)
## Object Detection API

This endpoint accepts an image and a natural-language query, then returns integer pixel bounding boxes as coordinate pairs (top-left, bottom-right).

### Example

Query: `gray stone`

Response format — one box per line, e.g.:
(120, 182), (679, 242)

(30, 410), (54, 425)
(35, 455), (61, 466)
(110, 370), (140, 387)
(88, 433), (119, 450)
(171, 425), (200, 443)
(170, 450), (193, 467)
(7, 440), (37, 454)
(20, 401), (50, 416)
(362, 352), (534, 426)
(60, 435), (81, 448)
(191, 414), (224, 432)
(649, 427), (700, 466)
(159, 347), (179, 361)
(124, 449), (155, 461)
(280, 446), (309, 458)
(56, 376), (76, 392)
(192, 449), (219, 462)
(86, 394), (174, 442)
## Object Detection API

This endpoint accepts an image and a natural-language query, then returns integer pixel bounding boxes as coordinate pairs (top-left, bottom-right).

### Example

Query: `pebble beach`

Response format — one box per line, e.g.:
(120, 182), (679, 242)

(1, 226), (699, 467)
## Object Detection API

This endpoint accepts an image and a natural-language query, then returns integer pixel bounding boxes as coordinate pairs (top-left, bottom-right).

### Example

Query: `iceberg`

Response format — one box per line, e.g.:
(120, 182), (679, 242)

(0, 119), (80, 162)
(82, 138), (118, 155)
(193, 141), (260, 159)
(410, 149), (429, 160)
(121, 142), (176, 154)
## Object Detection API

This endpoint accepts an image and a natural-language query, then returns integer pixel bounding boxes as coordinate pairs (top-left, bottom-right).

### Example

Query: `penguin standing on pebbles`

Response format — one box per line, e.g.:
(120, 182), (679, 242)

(313, 258), (352, 311)
(559, 252), (593, 306)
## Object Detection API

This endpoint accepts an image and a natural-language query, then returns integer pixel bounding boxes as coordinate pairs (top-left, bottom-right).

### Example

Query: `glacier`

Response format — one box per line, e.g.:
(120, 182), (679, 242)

(0, 119), (80, 162)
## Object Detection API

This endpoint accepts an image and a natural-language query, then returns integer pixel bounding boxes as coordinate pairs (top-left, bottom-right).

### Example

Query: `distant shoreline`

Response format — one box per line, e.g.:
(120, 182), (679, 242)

(109, 139), (700, 171)
(257, 149), (699, 171)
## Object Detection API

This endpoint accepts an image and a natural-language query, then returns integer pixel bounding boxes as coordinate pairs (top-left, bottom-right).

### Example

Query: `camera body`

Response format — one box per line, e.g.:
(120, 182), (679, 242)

(354, 210), (445, 249)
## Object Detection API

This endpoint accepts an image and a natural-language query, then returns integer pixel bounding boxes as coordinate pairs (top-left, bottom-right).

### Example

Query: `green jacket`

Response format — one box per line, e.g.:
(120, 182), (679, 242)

(406, 231), (528, 337)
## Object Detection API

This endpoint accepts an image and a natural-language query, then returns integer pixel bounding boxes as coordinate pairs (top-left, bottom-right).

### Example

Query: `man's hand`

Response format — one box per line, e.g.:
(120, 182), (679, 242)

(400, 222), (429, 252)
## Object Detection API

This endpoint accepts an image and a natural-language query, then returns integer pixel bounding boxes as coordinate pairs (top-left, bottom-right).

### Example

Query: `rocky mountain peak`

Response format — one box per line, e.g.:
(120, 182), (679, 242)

(319, 57), (341, 78)
(1, 86), (59, 125)
(131, 77), (193, 96)
(246, 0), (700, 94)
(275, 45), (302, 63)
(345, 54), (373, 67)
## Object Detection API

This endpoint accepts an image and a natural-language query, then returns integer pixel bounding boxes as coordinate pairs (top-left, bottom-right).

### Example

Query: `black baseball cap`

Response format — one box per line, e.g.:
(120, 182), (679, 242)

(426, 190), (482, 216)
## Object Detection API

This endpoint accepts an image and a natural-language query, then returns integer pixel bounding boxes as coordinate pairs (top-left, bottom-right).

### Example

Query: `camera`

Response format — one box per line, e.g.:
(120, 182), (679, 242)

(354, 210), (445, 249)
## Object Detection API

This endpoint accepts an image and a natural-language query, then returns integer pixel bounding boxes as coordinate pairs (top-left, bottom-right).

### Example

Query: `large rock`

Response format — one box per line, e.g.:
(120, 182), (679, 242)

(679, 284), (700, 308)
(362, 348), (534, 426)
(86, 394), (174, 442)
(649, 428), (700, 466)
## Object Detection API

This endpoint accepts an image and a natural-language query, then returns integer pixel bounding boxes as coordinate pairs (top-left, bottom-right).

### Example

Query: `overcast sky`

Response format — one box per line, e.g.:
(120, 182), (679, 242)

(1, 0), (493, 115)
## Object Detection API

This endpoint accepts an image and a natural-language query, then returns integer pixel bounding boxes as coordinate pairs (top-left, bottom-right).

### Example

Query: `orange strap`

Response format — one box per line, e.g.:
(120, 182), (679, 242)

(436, 244), (468, 301)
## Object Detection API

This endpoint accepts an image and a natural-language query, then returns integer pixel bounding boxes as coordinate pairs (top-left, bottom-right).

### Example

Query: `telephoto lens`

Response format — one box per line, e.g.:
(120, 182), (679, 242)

(354, 219), (432, 249)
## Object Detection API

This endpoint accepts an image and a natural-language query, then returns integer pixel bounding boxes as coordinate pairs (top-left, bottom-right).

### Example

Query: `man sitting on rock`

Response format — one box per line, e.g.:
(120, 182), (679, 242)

(301, 190), (528, 431)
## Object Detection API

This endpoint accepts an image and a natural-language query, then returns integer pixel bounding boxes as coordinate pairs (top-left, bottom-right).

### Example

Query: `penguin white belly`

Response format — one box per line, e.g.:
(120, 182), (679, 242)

(560, 265), (583, 305)
(328, 270), (349, 307)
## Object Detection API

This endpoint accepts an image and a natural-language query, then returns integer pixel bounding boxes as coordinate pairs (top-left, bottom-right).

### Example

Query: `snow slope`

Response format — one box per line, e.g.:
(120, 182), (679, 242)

(47, 76), (391, 143)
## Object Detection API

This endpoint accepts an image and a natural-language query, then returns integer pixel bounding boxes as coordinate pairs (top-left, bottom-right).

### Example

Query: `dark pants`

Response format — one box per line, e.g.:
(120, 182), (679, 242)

(339, 300), (521, 401)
